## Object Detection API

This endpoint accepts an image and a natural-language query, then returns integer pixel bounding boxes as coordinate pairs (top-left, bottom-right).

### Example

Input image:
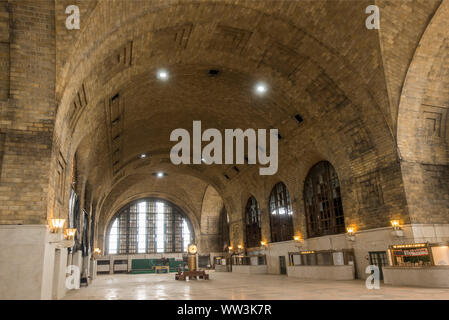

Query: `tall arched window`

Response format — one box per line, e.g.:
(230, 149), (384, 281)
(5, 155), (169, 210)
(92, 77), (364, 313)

(269, 182), (294, 242)
(107, 198), (194, 254)
(245, 196), (261, 248)
(304, 161), (345, 238)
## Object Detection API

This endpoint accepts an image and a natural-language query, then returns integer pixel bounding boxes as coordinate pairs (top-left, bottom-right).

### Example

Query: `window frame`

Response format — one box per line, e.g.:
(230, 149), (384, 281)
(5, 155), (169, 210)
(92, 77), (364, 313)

(304, 161), (345, 238)
(244, 196), (262, 248)
(268, 182), (294, 243)
(106, 198), (194, 255)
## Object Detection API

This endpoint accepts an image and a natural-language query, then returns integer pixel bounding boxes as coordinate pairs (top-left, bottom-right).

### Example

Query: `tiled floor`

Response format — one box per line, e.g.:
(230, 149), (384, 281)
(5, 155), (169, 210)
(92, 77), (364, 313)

(63, 271), (449, 300)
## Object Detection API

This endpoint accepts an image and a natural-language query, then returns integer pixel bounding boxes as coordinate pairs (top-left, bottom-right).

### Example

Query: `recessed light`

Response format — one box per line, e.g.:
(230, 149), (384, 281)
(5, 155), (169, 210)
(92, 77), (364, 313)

(157, 69), (168, 80)
(152, 172), (167, 178)
(255, 82), (267, 95)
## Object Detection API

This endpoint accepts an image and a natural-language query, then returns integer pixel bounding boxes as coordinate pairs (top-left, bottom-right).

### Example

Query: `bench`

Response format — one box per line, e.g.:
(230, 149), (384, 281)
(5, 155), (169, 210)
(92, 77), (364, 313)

(175, 270), (209, 281)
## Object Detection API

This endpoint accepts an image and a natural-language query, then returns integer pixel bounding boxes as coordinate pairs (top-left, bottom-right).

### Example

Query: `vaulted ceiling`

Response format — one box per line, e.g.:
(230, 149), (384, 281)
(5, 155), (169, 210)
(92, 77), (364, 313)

(52, 0), (444, 229)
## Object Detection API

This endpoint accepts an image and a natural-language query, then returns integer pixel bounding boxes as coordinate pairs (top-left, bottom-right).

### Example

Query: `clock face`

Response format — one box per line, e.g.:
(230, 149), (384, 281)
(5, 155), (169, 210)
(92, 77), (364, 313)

(188, 244), (198, 254)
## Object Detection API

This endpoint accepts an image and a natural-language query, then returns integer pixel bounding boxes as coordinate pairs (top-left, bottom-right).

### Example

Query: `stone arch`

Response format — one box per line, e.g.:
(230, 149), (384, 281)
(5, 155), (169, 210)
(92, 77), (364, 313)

(199, 185), (224, 252)
(397, 1), (449, 224)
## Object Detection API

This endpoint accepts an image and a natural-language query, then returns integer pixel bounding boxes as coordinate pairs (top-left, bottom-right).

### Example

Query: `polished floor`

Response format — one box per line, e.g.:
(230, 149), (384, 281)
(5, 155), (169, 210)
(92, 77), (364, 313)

(63, 271), (449, 300)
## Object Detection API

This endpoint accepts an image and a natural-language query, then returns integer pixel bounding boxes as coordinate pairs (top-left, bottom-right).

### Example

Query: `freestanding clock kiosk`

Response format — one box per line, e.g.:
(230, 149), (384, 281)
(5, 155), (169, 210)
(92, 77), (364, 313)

(188, 244), (198, 271)
(175, 244), (209, 281)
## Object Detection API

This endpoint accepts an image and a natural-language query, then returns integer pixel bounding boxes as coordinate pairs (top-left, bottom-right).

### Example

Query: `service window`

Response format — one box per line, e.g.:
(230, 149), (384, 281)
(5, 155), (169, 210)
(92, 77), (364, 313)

(302, 253), (317, 265)
(257, 255), (267, 265)
(333, 252), (344, 265)
(431, 246), (449, 266)
(390, 244), (432, 267)
(292, 254), (301, 266)
(316, 252), (333, 265)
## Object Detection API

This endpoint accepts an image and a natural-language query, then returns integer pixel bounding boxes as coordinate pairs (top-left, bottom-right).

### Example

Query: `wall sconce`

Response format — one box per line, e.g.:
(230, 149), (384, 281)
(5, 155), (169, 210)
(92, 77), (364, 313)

(64, 228), (76, 240)
(260, 240), (267, 247)
(346, 226), (356, 241)
(228, 246), (233, 252)
(390, 219), (404, 237)
(293, 235), (304, 249)
(49, 223), (75, 248)
(49, 218), (65, 233)
(346, 226), (355, 235)
(390, 220), (400, 230)
(93, 248), (101, 255)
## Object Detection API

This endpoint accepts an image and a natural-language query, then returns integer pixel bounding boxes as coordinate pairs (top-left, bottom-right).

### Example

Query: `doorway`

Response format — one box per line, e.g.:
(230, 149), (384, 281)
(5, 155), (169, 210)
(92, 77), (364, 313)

(368, 251), (388, 280)
(279, 256), (287, 275)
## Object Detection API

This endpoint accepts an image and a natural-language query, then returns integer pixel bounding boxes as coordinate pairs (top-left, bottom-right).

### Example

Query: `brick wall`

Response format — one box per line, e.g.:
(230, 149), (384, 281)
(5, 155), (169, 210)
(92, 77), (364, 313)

(0, 0), (56, 224)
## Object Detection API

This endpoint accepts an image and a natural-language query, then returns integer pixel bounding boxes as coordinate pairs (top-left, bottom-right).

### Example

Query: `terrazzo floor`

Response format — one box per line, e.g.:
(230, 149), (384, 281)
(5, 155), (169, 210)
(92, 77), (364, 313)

(62, 271), (449, 300)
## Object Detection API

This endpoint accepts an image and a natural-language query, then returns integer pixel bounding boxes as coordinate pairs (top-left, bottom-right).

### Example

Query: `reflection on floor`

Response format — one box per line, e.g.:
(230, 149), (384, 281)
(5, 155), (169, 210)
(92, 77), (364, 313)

(63, 272), (449, 300)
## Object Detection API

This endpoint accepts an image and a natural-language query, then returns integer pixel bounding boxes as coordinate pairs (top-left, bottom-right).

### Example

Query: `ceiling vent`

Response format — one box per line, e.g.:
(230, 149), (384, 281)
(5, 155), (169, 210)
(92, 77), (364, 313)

(208, 69), (220, 76)
(294, 114), (304, 124)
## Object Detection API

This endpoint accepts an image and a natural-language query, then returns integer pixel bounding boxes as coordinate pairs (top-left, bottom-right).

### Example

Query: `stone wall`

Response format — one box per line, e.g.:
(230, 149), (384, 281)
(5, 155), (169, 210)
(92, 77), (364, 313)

(0, 0), (56, 225)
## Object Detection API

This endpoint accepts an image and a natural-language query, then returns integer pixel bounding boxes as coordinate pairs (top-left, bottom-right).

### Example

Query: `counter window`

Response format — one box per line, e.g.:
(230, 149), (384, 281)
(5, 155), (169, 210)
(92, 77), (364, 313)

(289, 250), (354, 266)
(389, 243), (449, 267)
(431, 246), (449, 266)
(390, 244), (432, 267)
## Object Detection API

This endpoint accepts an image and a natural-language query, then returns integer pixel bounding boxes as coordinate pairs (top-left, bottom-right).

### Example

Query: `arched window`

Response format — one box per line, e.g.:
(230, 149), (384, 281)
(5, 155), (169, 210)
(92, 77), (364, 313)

(245, 196), (261, 248)
(304, 161), (345, 238)
(269, 182), (294, 242)
(107, 198), (194, 254)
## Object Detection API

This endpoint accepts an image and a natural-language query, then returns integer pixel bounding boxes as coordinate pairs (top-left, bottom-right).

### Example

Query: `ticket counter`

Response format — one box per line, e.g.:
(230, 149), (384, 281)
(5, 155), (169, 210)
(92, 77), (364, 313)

(287, 249), (356, 280)
(383, 243), (449, 288)
(231, 254), (268, 274)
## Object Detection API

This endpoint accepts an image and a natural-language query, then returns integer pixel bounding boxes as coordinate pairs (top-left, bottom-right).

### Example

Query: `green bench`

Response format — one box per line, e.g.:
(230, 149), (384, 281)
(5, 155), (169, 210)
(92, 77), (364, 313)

(131, 258), (186, 274)
(131, 259), (155, 274)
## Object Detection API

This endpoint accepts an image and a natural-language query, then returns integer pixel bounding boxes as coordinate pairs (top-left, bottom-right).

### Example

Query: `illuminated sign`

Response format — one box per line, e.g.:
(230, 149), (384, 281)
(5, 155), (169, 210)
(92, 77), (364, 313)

(392, 248), (429, 256)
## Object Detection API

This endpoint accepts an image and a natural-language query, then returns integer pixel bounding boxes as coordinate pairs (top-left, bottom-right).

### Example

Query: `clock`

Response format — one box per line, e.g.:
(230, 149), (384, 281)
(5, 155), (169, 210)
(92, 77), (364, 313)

(188, 244), (198, 255)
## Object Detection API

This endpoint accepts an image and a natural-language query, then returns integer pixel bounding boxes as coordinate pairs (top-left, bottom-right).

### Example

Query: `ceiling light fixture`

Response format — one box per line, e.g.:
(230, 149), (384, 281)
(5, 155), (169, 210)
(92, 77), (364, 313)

(152, 171), (167, 178)
(140, 154), (147, 159)
(157, 69), (169, 80)
(255, 82), (267, 95)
